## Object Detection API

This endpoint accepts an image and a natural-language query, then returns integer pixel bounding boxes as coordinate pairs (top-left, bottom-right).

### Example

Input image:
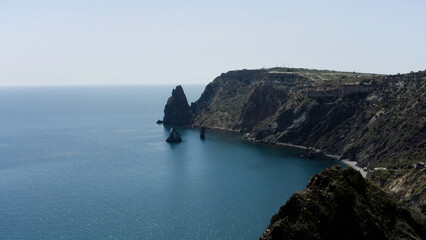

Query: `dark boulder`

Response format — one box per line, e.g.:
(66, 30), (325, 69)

(166, 128), (182, 143)
(156, 120), (163, 124)
(163, 85), (191, 125)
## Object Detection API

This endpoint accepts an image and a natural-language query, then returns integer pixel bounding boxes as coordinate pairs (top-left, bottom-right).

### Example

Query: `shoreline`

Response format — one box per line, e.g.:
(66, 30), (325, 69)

(187, 124), (369, 178)
(249, 134), (369, 178)
(247, 137), (369, 178)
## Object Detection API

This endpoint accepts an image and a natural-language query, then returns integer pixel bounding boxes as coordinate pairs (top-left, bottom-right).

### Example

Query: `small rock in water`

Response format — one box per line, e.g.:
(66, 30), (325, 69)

(156, 120), (163, 124)
(200, 127), (206, 139)
(166, 128), (182, 143)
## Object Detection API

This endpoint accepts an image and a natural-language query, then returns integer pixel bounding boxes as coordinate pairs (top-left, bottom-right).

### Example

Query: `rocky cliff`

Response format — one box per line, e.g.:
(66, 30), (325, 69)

(163, 68), (426, 210)
(259, 166), (426, 240)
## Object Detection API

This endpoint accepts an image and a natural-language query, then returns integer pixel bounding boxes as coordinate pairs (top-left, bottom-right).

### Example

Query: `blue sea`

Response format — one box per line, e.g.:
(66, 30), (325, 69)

(0, 85), (339, 239)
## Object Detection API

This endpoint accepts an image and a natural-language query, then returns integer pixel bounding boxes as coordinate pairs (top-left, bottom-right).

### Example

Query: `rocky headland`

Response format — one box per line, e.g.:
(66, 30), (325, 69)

(163, 67), (426, 237)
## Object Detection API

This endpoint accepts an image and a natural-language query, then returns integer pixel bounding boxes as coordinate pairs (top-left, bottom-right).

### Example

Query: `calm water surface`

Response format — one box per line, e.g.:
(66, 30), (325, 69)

(0, 85), (339, 239)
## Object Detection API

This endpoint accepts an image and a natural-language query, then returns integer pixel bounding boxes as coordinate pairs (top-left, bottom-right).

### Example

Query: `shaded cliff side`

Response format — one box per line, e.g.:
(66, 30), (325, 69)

(259, 166), (426, 240)
(163, 68), (426, 210)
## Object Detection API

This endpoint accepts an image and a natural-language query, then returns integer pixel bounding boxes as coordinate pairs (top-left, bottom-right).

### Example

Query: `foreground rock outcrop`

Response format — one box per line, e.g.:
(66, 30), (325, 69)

(260, 166), (426, 240)
(163, 85), (191, 125)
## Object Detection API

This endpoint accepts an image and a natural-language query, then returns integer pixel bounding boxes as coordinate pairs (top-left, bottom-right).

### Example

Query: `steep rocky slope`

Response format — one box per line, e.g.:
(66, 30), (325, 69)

(259, 166), (426, 240)
(163, 68), (426, 210)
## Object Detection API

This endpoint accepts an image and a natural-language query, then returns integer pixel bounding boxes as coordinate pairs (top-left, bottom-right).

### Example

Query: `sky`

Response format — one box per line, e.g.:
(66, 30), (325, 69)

(1, 0), (425, 86)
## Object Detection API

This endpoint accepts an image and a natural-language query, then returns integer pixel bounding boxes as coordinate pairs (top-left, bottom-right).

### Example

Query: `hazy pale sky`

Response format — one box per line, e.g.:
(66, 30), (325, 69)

(1, 0), (425, 86)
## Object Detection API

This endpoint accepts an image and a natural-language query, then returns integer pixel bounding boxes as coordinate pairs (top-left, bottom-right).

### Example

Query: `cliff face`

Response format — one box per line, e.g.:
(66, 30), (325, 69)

(190, 70), (311, 130)
(369, 169), (426, 213)
(237, 84), (287, 132)
(162, 68), (425, 209)
(259, 166), (426, 240)
(163, 85), (191, 125)
(190, 70), (272, 130)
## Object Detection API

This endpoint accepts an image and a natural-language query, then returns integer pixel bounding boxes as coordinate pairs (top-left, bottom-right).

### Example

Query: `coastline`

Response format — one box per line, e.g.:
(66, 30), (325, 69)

(276, 142), (368, 178)
(189, 125), (369, 178)
(247, 137), (370, 178)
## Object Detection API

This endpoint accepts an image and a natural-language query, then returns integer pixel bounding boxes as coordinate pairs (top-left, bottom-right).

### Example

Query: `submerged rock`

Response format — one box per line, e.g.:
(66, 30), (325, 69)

(166, 128), (182, 143)
(200, 127), (206, 139)
(163, 85), (191, 125)
(156, 120), (163, 124)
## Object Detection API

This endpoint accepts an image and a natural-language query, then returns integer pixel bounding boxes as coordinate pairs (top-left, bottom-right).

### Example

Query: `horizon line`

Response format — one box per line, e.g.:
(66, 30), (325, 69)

(0, 83), (207, 88)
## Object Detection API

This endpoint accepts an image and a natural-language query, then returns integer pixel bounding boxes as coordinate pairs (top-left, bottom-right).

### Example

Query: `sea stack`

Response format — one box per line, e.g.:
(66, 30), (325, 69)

(200, 127), (206, 139)
(163, 85), (191, 125)
(166, 128), (182, 143)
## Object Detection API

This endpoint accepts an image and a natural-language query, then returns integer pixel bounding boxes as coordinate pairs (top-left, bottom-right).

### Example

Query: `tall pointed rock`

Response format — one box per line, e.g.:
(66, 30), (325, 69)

(163, 85), (191, 125)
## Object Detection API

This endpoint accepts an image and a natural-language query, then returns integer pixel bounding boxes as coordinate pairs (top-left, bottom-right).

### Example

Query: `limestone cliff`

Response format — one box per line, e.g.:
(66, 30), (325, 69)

(259, 166), (426, 240)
